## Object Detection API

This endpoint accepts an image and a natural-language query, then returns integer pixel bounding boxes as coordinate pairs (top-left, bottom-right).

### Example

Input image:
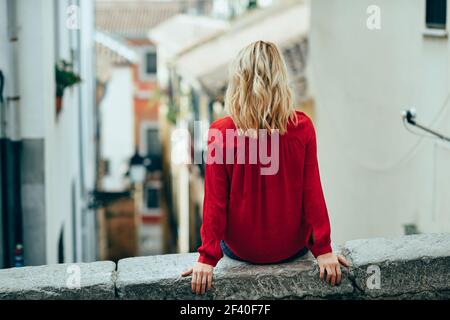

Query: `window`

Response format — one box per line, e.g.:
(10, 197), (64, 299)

(145, 186), (160, 210)
(141, 124), (162, 172)
(247, 0), (258, 9)
(102, 159), (110, 176)
(145, 127), (161, 157)
(145, 52), (157, 75)
(426, 0), (447, 29)
(139, 49), (157, 81)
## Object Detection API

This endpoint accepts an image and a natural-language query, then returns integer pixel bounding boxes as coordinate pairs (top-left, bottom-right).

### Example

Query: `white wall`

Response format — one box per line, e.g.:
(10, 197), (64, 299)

(15, 0), (57, 265)
(78, 0), (97, 262)
(0, 0), (96, 266)
(13, 0), (96, 264)
(46, 0), (97, 263)
(44, 0), (77, 264)
(0, 0), (11, 93)
(79, 0), (97, 196)
(16, 2), (48, 139)
(310, 0), (450, 243)
(100, 67), (134, 191)
(0, 0), (7, 269)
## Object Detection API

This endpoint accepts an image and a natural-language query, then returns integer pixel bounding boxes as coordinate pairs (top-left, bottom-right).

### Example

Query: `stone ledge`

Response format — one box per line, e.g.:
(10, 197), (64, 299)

(1, 233), (450, 300)
(115, 250), (354, 300)
(344, 233), (450, 299)
(0, 261), (116, 300)
(116, 233), (450, 300)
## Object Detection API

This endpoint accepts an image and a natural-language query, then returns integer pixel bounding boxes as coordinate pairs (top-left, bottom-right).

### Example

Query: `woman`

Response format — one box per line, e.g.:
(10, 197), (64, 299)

(182, 41), (348, 295)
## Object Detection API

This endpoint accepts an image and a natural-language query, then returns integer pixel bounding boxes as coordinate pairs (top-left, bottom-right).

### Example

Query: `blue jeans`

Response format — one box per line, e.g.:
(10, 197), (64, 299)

(220, 240), (309, 264)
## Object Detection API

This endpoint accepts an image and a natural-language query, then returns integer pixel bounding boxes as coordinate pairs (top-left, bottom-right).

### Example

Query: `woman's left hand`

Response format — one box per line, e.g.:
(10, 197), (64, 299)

(182, 262), (214, 295)
(316, 252), (349, 286)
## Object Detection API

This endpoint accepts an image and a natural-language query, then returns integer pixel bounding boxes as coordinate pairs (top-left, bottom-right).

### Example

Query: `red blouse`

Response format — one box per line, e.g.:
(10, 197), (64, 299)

(198, 111), (332, 267)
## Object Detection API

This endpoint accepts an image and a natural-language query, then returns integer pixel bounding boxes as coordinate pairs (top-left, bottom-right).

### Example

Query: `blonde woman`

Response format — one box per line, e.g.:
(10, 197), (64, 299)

(182, 41), (348, 295)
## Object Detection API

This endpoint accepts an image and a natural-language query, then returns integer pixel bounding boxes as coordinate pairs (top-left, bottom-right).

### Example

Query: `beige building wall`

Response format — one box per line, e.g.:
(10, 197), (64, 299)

(309, 0), (450, 243)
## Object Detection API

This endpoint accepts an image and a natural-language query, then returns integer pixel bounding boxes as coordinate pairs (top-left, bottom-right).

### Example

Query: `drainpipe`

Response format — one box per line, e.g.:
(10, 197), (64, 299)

(1, 0), (24, 268)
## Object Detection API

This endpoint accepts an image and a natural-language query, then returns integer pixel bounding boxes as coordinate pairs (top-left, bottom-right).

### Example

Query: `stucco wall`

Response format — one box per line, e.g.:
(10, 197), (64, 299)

(309, 0), (450, 243)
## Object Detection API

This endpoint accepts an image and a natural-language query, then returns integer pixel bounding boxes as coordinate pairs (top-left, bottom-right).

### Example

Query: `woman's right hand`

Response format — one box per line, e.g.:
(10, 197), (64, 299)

(181, 262), (214, 295)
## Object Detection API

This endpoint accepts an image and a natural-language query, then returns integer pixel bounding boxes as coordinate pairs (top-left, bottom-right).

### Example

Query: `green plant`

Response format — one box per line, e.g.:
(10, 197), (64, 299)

(55, 60), (81, 97)
(166, 103), (178, 124)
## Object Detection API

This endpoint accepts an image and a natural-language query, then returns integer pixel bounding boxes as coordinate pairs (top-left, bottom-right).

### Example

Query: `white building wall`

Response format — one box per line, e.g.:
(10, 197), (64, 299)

(4, 0), (97, 265)
(79, 0), (97, 197)
(45, 0), (79, 264)
(0, 2), (8, 70)
(100, 67), (134, 192)
(45, 0), (97, 263)
(0, 0), (7, 269)
(15, 0), (56, 266)
(78, 0), (97, 262)
(310, 0), (450, 243)
(17, 1), (49, 139)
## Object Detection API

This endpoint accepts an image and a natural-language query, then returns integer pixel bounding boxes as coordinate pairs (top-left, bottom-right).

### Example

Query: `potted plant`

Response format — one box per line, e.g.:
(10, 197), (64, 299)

(55, 60), (81, 114)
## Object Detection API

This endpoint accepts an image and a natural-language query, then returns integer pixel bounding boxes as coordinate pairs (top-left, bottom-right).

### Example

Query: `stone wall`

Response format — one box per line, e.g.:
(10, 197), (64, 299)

(1, 233), (449, 300)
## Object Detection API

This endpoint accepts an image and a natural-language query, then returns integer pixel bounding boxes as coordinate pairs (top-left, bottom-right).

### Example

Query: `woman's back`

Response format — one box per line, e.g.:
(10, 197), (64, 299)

(198, 111), (332, 265)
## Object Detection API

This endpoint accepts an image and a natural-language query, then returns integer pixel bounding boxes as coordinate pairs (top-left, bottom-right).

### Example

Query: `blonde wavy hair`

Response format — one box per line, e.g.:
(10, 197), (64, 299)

(225, 41), (297, 135)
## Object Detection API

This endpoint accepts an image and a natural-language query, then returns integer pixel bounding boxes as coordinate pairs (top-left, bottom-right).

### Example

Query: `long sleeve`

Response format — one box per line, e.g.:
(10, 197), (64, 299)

(197, 126), (230, 267)
(303, 120), (332, 258)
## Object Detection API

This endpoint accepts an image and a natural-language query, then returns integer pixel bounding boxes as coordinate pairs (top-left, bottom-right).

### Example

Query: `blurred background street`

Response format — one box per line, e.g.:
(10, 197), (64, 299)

(1, 0), (449, 269)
